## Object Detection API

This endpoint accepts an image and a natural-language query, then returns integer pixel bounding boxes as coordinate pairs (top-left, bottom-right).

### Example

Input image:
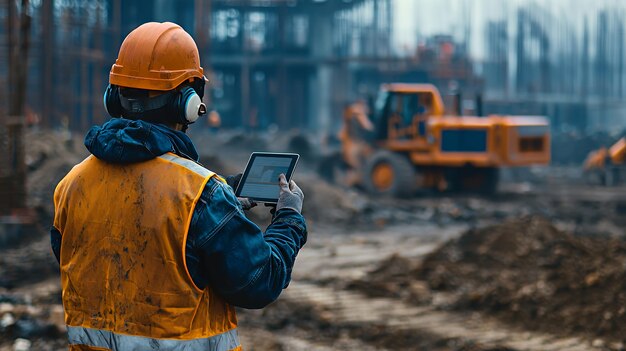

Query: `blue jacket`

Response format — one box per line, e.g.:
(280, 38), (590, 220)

(51, 118), (307, 309)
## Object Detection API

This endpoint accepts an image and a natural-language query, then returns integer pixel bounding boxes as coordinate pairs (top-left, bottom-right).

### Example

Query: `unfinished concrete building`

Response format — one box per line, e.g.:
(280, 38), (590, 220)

(205, 0), (394, 132)
(7, 0), (400, 134)
(10, 0), (485, 135)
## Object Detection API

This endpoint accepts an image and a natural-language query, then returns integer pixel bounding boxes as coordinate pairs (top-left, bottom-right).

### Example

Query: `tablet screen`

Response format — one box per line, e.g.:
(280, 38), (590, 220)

(236, 153), (299, 203)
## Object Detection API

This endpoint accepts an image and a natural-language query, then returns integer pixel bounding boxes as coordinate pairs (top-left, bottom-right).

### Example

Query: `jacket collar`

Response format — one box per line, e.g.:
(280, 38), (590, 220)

(84, 118), (199, 164)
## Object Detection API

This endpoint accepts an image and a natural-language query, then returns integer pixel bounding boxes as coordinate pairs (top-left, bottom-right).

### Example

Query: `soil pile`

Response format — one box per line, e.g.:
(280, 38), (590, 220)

(352, 216), (626, 341)
(25, 131), (88, 215)
(347, 254), (431, 302)
(418, 216), (626, 340)
(298, 174), (368, 226)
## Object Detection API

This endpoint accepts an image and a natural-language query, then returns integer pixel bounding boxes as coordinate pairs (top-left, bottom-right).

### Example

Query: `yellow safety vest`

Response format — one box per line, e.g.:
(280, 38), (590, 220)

(53, 153), (240, 351)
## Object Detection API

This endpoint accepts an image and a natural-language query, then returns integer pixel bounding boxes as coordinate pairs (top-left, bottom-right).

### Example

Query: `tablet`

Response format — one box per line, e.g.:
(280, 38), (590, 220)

(235, 152), (300, 203)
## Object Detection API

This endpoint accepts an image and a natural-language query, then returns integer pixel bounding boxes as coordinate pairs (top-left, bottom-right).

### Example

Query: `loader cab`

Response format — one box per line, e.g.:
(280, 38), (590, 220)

(372, 84), (445, 144)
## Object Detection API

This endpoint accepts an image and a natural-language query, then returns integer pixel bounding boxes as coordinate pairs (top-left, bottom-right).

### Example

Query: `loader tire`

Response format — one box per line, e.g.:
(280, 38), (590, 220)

(363, 151), (416, 197)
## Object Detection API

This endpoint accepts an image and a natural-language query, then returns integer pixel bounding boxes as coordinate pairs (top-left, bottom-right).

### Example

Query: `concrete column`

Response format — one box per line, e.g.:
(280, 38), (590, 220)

(309, 8), (334, 133)
(310, 67), (333, 133)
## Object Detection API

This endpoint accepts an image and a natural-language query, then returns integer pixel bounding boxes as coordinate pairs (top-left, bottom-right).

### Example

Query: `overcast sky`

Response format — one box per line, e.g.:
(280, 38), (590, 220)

(392, 0), (626, 59)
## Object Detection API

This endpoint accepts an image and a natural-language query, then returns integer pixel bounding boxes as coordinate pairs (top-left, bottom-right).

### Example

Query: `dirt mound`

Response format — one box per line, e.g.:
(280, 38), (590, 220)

(25, 131), (88, 215)
(347, 254), (431, 302)
(351, 216), (626, 341)
(298, 174), (368, 225)
(418, 216), (626, 340)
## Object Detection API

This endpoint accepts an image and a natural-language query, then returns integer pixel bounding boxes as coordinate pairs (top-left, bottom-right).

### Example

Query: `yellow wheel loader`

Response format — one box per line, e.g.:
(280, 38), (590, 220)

(320, 83), (551, 197)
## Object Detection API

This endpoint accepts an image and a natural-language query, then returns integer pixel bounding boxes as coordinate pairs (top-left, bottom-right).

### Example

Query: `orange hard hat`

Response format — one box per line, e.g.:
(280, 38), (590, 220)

(109, 22), (205, 91)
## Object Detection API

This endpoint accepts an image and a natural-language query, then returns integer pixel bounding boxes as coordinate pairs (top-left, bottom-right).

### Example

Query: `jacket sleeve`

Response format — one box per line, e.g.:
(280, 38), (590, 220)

(189, 178), (307, 309)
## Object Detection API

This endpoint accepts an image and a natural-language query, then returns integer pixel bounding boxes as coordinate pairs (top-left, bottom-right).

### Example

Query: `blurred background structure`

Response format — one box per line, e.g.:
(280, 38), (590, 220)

(2, 0), (626, 212)
(2, 0), (626, 135)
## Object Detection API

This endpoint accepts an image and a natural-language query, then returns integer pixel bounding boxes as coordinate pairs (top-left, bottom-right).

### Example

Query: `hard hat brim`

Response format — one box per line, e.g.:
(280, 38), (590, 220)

(110, 66), (205, 91)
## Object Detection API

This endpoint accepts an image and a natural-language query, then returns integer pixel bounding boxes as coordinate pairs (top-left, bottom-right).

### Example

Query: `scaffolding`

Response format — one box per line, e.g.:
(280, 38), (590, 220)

(205, 0), (395, 131)
(1, 0), (488, 137)
(1, 0), (399, 134)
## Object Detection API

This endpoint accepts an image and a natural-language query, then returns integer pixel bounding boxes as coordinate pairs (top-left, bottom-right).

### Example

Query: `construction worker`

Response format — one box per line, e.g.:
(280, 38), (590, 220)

(51, 22), (306, 351)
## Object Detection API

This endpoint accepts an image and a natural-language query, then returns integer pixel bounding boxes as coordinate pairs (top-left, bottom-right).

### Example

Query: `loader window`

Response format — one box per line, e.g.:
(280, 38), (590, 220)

(375, 91), (433, 141)
(416, 93), (431, 136)
(418, 93), (432, 115)
(373, 90), (390, 140)
(387, 93), (418, 140)
(387, 94), (407, 140)
(441, 129), (488, 152)
(519, 137), (544, 152)
(402, 94), (419, 126)
(388, 94), (402, 118)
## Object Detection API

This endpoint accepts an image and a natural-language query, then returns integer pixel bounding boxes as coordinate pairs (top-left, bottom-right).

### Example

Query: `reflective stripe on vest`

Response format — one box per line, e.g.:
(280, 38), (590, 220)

(158, 153), (213, 178)
(68, 326), (240, 351)
(158, 153), (226, 183)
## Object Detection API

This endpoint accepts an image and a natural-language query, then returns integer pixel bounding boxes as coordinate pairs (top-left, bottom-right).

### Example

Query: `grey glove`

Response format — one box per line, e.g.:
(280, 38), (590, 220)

(276, 174), (304, 214)
(238, 197), (257, 211)
(225, 173), (256, 210)
(225, 173), (243, 190)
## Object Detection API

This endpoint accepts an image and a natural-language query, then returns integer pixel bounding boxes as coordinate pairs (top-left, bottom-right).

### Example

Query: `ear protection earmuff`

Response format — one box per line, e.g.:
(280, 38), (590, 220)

(173, 86), (207, 124)
(103, 81), (207, 124)
(103, 84), (123, 118)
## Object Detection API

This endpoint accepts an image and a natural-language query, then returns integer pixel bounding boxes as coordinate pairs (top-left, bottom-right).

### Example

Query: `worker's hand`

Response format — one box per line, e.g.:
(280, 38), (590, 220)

(225, 173), (243, 190)
(226, 173), (256, 210)
(238, 197), (257, 211)
(276, 174), (304, 214)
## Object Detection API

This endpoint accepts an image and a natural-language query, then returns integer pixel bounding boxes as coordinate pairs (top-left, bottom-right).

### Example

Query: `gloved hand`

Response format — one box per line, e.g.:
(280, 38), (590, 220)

(225, 173), (243, 190)
(276, 174), (304, 214)
(225, 173), (256, 210)
(238, 197), (257, 211)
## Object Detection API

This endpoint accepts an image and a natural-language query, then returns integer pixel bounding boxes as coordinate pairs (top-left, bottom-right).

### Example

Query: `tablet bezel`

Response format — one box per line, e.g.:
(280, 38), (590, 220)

(234, 152), (300, 203)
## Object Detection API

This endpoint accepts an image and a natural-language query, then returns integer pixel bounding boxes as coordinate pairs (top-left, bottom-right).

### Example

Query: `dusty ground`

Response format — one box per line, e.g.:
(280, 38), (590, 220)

(1, 130), (625, 350)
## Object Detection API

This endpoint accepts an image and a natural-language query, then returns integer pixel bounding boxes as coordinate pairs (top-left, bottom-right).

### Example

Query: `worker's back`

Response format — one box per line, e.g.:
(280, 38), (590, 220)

(54, 153), (239, 349)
